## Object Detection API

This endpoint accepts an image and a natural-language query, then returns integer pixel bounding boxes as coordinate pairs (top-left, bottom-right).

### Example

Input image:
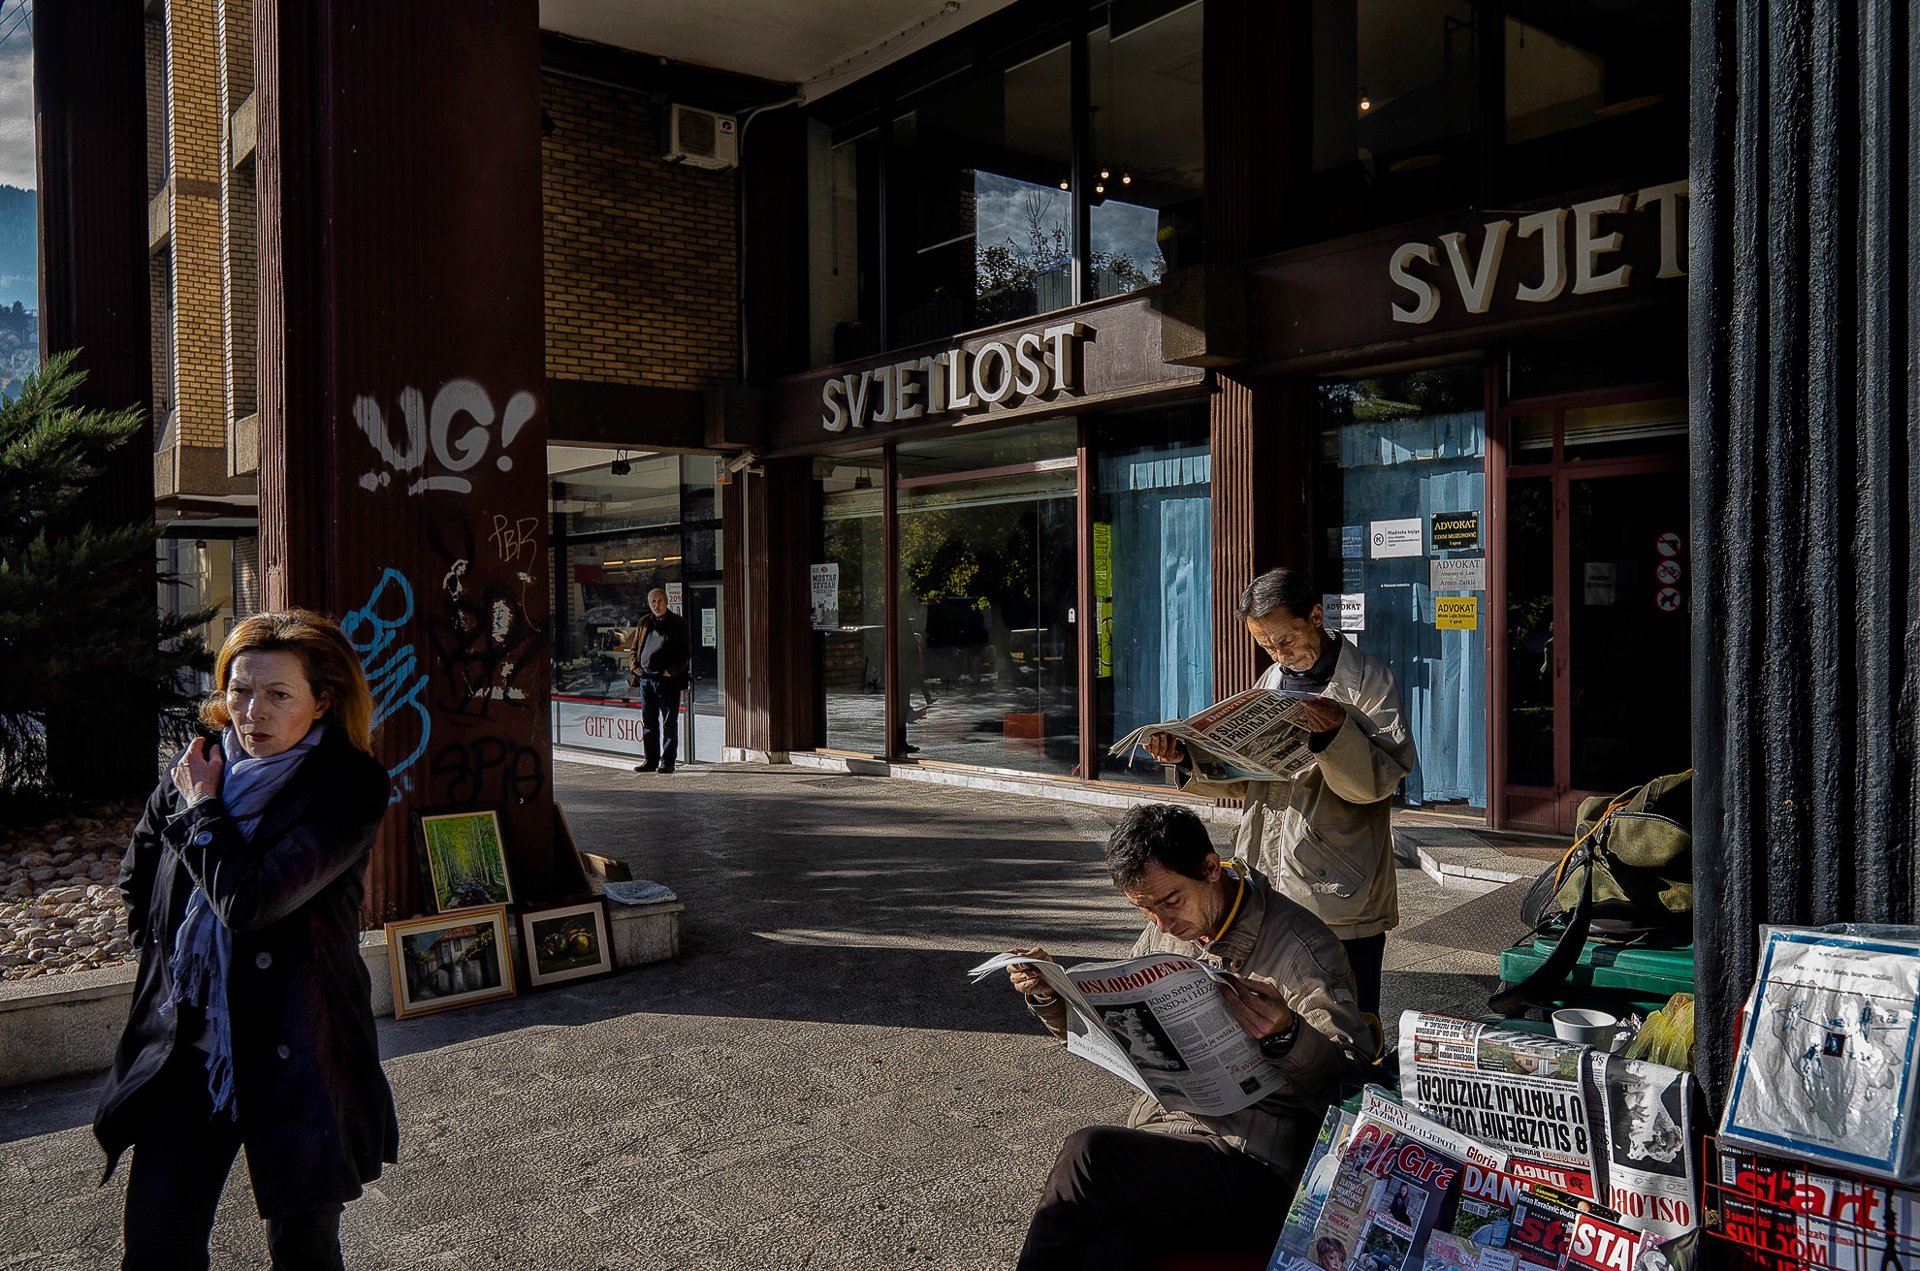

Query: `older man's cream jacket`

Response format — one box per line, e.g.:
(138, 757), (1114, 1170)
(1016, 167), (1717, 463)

(1187, 638), (1414, 940)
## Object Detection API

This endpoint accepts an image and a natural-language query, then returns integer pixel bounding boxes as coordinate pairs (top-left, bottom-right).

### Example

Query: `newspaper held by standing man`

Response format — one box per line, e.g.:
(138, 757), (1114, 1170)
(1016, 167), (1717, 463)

(1112, 686), (1329, 782)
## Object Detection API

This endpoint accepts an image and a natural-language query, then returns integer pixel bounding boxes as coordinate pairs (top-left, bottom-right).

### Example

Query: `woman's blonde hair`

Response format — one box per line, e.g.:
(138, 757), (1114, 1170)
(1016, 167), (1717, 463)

(200, 609), (376, 754)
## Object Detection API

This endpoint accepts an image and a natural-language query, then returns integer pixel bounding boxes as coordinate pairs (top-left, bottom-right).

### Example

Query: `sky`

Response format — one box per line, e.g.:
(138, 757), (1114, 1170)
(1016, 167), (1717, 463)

(0, 3), (29, 191)
(975, 171), (1164, 282)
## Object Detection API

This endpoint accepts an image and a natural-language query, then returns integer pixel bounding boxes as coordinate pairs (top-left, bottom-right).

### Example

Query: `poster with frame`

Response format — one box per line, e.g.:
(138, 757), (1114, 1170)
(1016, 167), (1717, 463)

(519, 900), (616, 990)
(386, 905), (516, 1019)
(413, 807), (516, 912)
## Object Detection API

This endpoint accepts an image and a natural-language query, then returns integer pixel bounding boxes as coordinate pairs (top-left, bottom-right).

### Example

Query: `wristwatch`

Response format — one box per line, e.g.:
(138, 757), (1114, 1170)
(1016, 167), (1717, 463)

(1258, 1016), (1301, 1061)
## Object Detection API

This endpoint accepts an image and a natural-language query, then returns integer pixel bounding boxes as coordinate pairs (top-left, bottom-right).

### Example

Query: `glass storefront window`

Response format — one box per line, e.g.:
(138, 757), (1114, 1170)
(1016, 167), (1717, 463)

(1088, 1), (1204, 298)
(889, 43), (1074, 344)
(1314, 363), (1488, 808)
(1093, 405), (1211, 784)
(550, 453), (724, 764)
(808, 123), (882, 365)
(1500, 4), (1686, 203)
(897, 421), (1079, 774)
(1309, 0), (1477, 237)
(1563, 397), (1686, 464)
(813, 451), (888, 755)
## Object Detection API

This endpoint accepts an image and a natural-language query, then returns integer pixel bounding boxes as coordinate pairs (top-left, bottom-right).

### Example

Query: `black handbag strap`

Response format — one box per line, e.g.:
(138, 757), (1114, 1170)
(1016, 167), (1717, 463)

(1489, 852), (1595, 1017)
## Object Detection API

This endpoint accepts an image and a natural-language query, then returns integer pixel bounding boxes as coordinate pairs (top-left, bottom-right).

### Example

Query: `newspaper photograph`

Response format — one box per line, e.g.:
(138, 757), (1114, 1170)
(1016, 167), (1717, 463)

(1110, 686), (1326, 782)
(1595, 1055), (1695, 1240)
(1719, 927), (1920, 1179)
(969, 950), (1287, 1116)
(1424, 1160), (1530, 1271)
(1272, 1088), (1509, 1271)
(1400, 1011), (1603, 1198)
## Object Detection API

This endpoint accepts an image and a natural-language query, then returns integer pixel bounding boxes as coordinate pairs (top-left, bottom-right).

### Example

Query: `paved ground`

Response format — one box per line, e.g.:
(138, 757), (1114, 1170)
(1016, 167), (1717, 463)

(0, 760), (1516, 1270)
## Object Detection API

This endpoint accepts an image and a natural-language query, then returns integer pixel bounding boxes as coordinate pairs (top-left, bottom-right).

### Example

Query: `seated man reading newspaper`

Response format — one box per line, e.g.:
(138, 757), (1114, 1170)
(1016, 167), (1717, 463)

(1003, 804), (1375, 1270)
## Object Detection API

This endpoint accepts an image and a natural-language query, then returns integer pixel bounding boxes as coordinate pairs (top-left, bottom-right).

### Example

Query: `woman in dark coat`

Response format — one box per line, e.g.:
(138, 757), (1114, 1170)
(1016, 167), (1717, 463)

(94, 609), (399, 1270)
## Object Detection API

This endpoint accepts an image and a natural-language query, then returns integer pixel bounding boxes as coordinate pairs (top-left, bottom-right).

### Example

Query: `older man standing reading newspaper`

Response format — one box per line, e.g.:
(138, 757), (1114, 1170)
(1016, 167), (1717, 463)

(1146, 567), (1414, 1017)
(1004, 804), (1371, 1270)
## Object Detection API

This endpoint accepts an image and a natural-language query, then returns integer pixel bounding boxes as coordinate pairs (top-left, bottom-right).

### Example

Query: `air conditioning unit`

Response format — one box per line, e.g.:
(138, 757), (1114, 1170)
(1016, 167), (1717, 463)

(665, 104), (738, 171)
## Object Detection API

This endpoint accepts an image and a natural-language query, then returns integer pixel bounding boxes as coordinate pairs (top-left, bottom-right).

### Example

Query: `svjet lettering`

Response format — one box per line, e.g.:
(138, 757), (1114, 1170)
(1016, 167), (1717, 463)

(821, 322), (1086, 432)
(1389, 180), (1688, 324)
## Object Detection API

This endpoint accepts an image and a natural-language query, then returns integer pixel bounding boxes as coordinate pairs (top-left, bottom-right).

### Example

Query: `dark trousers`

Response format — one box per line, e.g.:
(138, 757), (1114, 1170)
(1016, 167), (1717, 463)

(1016, 1127), (1294, 1270)
(1342, 932), (1387, 1019)
(121, 1053), (346, 1271)
(639, 675), (682, 766)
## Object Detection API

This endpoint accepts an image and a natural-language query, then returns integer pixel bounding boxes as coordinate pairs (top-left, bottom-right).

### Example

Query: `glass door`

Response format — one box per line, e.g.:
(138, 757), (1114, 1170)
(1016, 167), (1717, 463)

(895, 423), (1081, 775)
(1496, 396), (1689, 833)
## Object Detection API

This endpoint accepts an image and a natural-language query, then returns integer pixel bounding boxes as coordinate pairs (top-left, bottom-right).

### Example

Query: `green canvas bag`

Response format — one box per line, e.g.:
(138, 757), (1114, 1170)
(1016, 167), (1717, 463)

(1491, 769), (1693, 1016)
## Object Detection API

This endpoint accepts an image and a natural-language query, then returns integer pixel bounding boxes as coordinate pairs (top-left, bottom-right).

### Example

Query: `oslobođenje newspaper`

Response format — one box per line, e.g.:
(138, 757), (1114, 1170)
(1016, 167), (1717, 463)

(968, 949), (1287, 1116)
(1399, 1012), (1604, 1200)
(1268, 1087), (1510, 1271)
(1398, 1013), (1698, 1249)
(1109, 686), (1329, 782)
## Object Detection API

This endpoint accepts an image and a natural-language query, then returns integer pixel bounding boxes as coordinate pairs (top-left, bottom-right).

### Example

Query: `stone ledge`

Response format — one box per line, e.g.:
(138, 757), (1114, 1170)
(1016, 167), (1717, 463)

(0, 900), (682, 1089)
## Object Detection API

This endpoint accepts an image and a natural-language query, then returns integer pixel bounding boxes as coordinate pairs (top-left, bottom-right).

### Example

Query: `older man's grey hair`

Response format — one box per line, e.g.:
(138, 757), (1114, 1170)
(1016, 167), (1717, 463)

(1235, 567), (1318, 622)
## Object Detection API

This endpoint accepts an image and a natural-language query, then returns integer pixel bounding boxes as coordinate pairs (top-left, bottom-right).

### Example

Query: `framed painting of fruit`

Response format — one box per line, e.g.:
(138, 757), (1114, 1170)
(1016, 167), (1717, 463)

(520, 900), (614, 989)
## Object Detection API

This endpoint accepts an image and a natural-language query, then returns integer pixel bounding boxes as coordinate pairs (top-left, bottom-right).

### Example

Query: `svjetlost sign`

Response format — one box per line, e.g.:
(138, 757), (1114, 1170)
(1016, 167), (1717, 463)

(820, 321), (1087, 433)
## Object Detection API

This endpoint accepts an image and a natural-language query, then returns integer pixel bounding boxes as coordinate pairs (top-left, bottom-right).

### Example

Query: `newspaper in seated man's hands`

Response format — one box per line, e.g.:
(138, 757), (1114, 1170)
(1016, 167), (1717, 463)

(1110, 686), (1333, 783)
(969, 949), (1288, 1116)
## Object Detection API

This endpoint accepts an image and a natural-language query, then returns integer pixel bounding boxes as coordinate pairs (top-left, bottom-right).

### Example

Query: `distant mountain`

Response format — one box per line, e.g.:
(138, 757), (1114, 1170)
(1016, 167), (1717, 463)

(0, 184), (35, 310)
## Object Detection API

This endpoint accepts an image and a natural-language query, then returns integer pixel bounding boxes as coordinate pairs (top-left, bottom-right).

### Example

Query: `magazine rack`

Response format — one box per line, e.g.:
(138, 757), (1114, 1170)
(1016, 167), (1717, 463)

(1703, 1135), (1920, 1271)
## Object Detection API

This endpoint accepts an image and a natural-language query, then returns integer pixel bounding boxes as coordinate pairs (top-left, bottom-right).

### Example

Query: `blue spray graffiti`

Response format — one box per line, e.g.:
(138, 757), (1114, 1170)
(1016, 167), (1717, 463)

(342, 568), (432, 803)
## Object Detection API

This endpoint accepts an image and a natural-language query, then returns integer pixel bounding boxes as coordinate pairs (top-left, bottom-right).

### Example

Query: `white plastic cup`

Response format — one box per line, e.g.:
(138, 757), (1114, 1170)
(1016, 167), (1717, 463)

(1552, 1007), (1619, 1048)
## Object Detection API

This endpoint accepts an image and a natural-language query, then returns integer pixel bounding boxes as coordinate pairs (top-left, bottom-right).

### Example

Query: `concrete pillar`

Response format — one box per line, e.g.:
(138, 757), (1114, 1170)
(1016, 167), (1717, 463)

(256, 0), (554, 922)
(1690, 1), (1920, 1106)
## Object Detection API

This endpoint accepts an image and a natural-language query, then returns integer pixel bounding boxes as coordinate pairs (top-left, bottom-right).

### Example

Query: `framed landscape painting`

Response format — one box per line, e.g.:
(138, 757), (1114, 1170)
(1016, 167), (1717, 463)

(415, 808), (515, 912)
(520, 900), (616, 990)
(386, 905), (516, 1020)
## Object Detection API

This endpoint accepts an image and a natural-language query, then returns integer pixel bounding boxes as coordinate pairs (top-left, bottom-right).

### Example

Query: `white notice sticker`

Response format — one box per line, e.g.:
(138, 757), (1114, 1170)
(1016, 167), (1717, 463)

(1430, 557), (1486, 592)
(1321, 593), (1366, 632)
(1370, 518), (1424, 558)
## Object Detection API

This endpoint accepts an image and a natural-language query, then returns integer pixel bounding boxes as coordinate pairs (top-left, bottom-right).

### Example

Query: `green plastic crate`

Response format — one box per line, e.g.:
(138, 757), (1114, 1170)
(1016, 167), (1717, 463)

(1496, 937), (1695, 1013)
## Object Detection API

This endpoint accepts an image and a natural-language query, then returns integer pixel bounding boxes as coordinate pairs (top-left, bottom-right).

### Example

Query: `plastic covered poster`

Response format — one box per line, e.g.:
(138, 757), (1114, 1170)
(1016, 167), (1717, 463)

(1720, 926), (1920, 1181)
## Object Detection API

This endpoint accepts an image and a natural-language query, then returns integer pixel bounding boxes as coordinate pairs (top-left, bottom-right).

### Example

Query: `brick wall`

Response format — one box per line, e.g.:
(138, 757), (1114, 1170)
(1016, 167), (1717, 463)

(542, 71), (739, 390)
(216, 0), (257, 445)
(162, 0), (227, 454)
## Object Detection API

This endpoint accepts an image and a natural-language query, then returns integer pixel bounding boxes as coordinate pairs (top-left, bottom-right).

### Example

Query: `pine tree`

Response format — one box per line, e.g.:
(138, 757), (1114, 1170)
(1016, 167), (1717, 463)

(0, 350), (214, 803)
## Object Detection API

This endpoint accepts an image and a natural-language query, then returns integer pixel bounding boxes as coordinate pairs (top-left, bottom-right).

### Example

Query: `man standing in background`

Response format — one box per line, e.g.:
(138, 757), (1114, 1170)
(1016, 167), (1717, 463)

(627, 587), (692, 774)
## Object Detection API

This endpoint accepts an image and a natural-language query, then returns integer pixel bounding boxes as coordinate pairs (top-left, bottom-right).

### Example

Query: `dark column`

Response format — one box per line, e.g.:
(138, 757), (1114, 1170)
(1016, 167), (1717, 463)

(1203, 0), (1308, 701)
(35, 0), (157, 798)
(1690, 1), (1920, 1106)
(258, 0), (554, 922)
(721, 459), (814, 757)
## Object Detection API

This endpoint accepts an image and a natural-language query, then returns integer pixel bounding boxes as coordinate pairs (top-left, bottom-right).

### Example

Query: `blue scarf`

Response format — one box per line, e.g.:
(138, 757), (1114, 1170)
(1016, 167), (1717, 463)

(162, 723), (325, 1118)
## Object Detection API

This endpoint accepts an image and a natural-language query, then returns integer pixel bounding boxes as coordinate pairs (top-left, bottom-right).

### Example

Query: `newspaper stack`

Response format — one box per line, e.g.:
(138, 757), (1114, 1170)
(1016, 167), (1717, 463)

(1268, 1088), (1508, 1271)
(968, 950), (1285, 1116)
(1398, 1012), (1697, 1244)
(1109, 686), (1326, 782)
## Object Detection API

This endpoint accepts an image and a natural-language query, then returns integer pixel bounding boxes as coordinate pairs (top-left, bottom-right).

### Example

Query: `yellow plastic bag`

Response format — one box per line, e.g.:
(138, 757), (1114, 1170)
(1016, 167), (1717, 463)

(1621, 992), (1694, 1070)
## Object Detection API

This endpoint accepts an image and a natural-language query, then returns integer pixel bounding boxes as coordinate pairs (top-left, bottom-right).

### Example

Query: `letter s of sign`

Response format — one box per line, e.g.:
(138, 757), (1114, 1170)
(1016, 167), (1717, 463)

(1013, 332), (1047, 396)
(821, 376), (848, 432)
(1390, 242), (1440, 324)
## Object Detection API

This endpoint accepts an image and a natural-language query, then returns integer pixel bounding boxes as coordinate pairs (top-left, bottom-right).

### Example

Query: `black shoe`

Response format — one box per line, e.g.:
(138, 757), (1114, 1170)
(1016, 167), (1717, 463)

(635, 761), (658, 773)
(658, 763), (675, 775)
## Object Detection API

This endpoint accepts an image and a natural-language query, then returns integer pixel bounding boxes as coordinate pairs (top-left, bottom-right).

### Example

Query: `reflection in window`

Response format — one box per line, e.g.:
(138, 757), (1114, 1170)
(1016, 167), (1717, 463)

(889, 44), (1074, 344)
(897, 422), (1079, 774)
(1310, 0), (1477, 236)
(814, 452), (888, 755)
(808, 125), (882, 365)
(1088, 1), (1204, 298)
(1500, 3), (1685, 202)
